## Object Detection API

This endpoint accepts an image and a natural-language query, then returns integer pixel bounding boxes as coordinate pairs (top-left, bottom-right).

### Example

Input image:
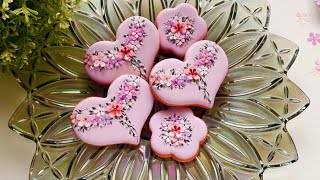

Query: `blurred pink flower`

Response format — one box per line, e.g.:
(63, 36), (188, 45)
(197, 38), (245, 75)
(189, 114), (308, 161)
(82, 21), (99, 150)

(307, 32), (320, 46)
(296, 11), (309, 23)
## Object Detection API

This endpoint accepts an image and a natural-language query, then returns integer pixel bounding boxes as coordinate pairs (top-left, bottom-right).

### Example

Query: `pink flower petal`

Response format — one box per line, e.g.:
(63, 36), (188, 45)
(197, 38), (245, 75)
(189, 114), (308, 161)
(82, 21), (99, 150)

(312, 41), (318, 46)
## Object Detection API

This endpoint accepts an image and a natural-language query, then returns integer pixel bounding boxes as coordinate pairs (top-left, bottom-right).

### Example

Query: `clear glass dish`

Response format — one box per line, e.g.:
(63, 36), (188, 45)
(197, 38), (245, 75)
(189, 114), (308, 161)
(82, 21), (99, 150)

(9, 0), (310, 179)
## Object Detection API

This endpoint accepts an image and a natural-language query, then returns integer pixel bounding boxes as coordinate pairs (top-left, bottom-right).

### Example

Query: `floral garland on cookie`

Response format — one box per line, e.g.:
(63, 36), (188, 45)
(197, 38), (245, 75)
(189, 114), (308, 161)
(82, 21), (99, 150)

(84, 17), (147, 77)
(164, 13), (195, 47)
(71, 76), (140, 140)
(150, 42), (219, 104)
(159, 114), (193, 147)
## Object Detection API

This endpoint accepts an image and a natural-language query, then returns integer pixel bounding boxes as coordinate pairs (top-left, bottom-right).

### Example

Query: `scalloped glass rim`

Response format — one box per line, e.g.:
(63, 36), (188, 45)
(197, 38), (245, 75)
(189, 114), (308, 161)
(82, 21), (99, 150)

(8, 0), (310, 179)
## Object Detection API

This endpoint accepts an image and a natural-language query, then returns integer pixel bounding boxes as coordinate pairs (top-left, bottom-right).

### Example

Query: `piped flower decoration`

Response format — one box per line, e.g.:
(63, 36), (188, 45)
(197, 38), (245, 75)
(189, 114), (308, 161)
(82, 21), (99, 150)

(150, 107), (207, 162)
(150, 42), (219, 104)
(149, 40), (228, 109)
(70, 75), (154, 146)
(83, 16), (159, 85)
(165, 14), (195, 47)
(156, 3), (207, 57)
(85, 17), (147, 71)
(71, 76), (141, 139)
(159, 114), (193, 147)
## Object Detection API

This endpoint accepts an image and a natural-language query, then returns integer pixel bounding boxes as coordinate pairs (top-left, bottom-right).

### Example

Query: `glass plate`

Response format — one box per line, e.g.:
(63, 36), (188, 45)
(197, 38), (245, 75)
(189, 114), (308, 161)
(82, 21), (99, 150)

(9, 0), (310, 179)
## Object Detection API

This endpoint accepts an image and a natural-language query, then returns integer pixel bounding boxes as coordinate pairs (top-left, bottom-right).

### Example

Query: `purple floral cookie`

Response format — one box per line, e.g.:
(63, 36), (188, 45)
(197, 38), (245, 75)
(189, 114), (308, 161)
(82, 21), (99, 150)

(84, 16), (159, 85)
(150, 40), (228, 109)
(150, 107), (207, 162)
(156, 3), (207, 58)
(71, 75), (153, 146)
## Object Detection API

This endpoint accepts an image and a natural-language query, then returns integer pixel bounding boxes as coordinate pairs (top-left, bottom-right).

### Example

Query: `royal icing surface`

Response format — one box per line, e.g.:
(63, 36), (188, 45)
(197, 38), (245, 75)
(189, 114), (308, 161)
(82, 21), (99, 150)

(150, 107), (207, 162)
(150, 40), (228, 109)
(71, 75), (153, 146)
(84, 16), (159, 85)
(156, 3), (207, 58)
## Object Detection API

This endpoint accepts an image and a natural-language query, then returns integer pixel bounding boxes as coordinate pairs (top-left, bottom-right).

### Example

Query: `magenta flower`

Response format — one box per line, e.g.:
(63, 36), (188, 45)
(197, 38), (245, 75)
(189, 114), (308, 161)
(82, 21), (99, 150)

(307, 32), (320, 46)
(123, 83), (137, 99)
(198, 50), (214, 66)
(129, 28), (145, 41)
(171, 78), (181, 88)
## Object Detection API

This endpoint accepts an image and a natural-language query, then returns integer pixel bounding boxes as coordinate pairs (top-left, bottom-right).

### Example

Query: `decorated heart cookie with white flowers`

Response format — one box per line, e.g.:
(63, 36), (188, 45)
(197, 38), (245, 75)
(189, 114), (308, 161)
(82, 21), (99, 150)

(150, 40), (228, 109)
(84, 16), (159, 85)
(70, 75), (153, 146)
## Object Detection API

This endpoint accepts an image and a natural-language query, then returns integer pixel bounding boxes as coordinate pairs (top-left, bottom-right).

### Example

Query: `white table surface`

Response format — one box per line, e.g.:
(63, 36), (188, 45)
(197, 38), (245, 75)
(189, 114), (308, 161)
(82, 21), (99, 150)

(1, 0), (319, 179)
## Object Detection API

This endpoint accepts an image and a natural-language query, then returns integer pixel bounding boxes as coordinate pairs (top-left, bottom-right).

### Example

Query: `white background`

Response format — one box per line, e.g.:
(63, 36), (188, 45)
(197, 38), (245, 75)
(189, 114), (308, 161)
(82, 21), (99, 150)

(0, 0), (319, 179)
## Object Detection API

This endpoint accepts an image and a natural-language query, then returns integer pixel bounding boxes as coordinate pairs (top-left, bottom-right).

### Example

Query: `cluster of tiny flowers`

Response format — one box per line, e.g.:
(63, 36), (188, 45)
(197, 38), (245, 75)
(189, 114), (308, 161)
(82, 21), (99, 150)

(70, 76), (140, 138)
(84, 17), (147, 71)
(150, 42), (218, 103)
(159, 114), (193, 147)
(165, 14), (195, 47)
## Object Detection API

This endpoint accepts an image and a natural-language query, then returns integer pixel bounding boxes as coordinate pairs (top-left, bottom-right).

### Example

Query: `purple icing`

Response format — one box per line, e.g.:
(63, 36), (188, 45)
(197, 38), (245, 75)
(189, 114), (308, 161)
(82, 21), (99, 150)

(150, 41), (219, 104)
(149, 40), (229, 109)
(84, 16), (159, 85)
(157, 3), (207, 58)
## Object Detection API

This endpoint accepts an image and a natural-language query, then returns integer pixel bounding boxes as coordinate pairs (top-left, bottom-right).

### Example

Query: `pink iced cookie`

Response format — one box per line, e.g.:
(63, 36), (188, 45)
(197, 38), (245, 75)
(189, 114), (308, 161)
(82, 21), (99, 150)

(156, 3), (207, 58)
(70, 75), (153, 146)
(150, 107), (207, 162)
(84, 16), (159, 85)
(150, 40), (228, 109)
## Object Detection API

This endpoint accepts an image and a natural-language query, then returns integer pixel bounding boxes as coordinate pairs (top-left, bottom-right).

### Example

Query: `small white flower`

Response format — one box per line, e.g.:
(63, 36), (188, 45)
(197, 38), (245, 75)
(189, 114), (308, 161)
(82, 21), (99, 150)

(200, 67), (209, 76)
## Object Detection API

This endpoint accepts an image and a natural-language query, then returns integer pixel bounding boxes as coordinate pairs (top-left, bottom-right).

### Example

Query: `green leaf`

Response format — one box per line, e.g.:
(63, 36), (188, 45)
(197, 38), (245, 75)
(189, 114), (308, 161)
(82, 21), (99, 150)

(32, 79), (104, 109)
(219, 65), (283, 97)
(206, 97), (283, 132)
(42, 46), (87, 79)
(204, 118), (262, 171)
(103, 0), (135, 34)
(71, 11), (115, 47)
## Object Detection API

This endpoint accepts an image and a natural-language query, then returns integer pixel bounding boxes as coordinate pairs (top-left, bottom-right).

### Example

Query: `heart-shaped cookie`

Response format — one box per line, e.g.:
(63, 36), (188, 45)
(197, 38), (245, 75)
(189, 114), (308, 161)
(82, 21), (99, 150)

(156, 3), (207, 58)
(150, 107), (207, 162)
(84, 16), (159, 85)
(71, 75), (154, 146)
(150, 40), (228, 109)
